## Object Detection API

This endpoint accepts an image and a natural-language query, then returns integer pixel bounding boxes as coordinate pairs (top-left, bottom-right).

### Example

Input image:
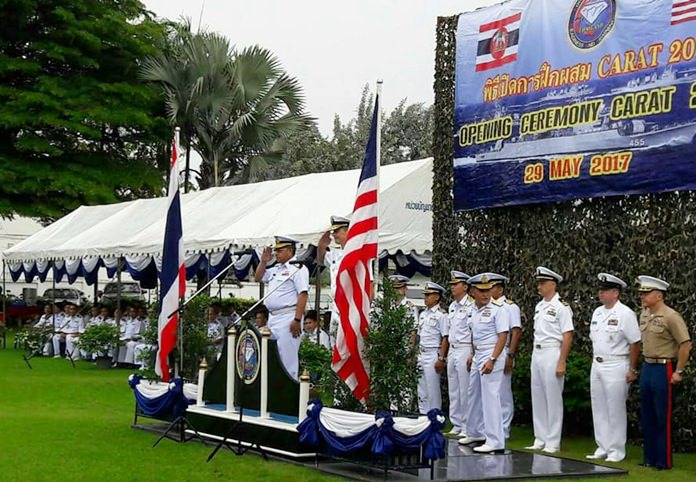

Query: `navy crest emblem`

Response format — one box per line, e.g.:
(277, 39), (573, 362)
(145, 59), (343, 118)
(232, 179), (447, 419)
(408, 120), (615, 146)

(236, 330), (261, 384)
(568, 0), (616, 50)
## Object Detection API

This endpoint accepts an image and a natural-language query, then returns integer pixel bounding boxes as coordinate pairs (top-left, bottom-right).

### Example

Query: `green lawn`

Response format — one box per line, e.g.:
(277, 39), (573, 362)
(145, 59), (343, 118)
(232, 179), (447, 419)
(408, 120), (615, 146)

(1, 331), (694, 481)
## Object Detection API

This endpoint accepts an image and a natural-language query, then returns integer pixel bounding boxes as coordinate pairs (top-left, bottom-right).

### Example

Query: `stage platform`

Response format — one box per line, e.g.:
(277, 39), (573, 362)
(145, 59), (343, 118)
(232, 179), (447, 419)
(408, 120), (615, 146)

(303, 439), (627, 481)
(134, 416), (627, 481)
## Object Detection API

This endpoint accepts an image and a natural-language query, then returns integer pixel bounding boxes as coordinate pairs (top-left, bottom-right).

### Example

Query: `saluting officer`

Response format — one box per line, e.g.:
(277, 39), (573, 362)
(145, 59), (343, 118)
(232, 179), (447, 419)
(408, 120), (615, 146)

(487, 272), (522, 440)
(445, 271), (473, 437)
(459, 274), (510, 454)
(415, 282), (449, 414)
(389, 274), (419, 326)
(316, 215), (350, 345)
(526, 266), (573, 454)
(254, 236), (310, 380)
(587, 273), (641, 463)
(637, 275), (692, 470)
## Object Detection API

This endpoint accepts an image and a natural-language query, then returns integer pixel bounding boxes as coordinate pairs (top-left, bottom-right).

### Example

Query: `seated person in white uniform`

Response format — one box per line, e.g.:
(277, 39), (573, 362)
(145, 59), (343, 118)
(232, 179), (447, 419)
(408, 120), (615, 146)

(124, 306), (148, 365)
(50, 303), (69, 358)
(62, 302), (85, 360)
(206, 305), (225, 360)
(302, 310), (331, 350)
(35, 304), (56, 356)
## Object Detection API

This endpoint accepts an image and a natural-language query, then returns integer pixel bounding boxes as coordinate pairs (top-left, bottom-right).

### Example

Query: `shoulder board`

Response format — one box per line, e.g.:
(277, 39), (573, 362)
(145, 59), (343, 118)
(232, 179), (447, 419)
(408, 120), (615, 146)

(406, 300), (414, 307)
(467, 295), (474, 302)
(559, 299), (569, 306)
(439, 308), (447, 314)
(290, 261), (304, 268)
(505, 299), (514, 305)
(492, 299), (503, 307)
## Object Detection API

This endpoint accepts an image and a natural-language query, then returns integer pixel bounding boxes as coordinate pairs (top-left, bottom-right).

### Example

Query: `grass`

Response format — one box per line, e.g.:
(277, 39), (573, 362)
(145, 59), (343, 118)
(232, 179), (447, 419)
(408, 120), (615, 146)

(1, 330), (694, 481)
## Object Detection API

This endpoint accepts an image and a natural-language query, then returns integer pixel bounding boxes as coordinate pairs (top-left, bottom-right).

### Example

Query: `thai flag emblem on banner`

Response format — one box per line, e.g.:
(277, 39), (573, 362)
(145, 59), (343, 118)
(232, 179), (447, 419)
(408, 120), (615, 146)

(671, 0), (696, 25)
(475, 12), (521, 72)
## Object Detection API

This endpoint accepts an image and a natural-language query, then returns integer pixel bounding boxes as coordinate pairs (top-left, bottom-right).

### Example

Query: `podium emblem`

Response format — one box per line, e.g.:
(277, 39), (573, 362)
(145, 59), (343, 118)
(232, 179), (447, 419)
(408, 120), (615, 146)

(236, 330), (261, 384)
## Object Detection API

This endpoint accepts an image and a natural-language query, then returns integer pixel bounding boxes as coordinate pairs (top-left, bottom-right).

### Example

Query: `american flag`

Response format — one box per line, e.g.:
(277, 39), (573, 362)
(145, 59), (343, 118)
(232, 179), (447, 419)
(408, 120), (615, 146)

(672, 0), (696, 25)
(155, 130), (186, 382)
(331, 94), (379, 401)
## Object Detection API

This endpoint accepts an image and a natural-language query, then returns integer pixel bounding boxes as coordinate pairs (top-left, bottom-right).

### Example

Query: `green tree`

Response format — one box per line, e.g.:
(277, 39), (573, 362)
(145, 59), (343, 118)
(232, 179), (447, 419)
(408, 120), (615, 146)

(0, 0), (171, 218)
(382, 100), (433, 165)
(142, 27), (313, 188)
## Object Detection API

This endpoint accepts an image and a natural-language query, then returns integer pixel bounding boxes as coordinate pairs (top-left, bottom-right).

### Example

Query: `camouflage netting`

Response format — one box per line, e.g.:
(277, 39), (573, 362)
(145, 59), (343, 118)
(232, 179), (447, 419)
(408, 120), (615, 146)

(433, 15), (695, 450)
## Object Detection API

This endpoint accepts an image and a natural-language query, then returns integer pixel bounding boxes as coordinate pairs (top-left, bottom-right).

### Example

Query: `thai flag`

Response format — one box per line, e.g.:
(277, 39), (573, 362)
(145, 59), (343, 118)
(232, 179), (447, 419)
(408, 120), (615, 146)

(475, 12), (521, 72)
(155, 130), (186, 382)
(332, 94), (379, 401)
(672, 0), (696, 25)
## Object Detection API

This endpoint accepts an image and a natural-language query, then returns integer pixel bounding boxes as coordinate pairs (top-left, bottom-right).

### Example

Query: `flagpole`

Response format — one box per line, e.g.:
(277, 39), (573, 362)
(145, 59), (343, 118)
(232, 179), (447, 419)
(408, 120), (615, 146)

(374, 79), (382, 287)
(173, 127), (185, 377)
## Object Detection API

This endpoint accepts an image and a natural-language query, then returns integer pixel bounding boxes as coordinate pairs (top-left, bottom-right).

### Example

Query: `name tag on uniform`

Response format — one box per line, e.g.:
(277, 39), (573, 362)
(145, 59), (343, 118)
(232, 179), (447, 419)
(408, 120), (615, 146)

(282, 271), (290, 276)
(547, 309), (557, 316)
(591, 321), (598, 325)
(482, 310), (491, 317)
(608, 319), (618, 326)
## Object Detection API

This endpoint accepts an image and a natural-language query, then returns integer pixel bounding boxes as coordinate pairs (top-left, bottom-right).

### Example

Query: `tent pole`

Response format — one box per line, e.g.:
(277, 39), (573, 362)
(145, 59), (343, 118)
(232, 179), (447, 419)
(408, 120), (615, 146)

(52, 262), (56, 332)
(2, 260), (6, 328)
(93, 278), (99, 305)
(314, 265), (321, 344)
(116, 257), (123, 313)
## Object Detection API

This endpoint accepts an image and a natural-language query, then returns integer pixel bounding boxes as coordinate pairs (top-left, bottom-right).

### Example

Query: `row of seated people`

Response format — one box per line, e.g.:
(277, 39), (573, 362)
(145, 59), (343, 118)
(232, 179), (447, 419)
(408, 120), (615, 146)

(34, 302), (150, 366)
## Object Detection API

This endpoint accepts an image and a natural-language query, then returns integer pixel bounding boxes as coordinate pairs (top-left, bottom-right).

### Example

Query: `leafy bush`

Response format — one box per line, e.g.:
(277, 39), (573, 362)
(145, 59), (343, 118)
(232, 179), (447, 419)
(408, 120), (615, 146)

(363, 280), (420, 415)
(77, 323), (120, 356)
(15, 326), (53, 355)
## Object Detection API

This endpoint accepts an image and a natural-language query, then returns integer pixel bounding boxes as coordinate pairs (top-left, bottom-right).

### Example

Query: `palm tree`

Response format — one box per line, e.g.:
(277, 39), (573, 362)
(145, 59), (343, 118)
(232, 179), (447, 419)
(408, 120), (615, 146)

(141, 25), (312, 188)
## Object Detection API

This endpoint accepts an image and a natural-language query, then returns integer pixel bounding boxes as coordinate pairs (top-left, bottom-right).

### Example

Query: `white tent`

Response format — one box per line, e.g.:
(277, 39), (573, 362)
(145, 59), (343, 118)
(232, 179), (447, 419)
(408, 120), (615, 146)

(3, 159), (433, 283)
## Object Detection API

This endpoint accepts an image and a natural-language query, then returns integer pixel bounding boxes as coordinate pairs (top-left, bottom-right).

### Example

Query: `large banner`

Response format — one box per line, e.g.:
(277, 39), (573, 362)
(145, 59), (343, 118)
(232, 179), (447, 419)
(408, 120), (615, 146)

(453, 0), (696, 211)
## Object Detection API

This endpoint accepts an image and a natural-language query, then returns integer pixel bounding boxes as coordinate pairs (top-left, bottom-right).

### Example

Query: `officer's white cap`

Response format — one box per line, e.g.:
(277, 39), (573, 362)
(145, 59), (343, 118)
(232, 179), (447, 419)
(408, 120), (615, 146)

(468, 273), (497, 290)
(535, 266), (563, 283)
(273, 236), (298, 249)
(598, 273), (627, 289)
(636, 275), (669, 292)
(330, 215), (350, 231)
(424, 282), (446, 295)
(449, 270), (470, 285)
(388, 274), (411, 288)
(483, 272), (509, 285)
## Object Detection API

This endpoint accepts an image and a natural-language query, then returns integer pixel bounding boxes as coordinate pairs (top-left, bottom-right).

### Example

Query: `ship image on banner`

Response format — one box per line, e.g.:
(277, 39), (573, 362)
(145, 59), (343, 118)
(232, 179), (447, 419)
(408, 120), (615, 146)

(453, 0), (696, 211)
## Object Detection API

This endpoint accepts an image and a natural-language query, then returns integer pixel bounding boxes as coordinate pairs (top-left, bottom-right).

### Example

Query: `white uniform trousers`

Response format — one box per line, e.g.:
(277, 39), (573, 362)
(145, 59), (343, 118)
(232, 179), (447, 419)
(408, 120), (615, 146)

(466, 348), (506, 449)
(65, 335), (80, 360)
(124, 340), (140, 364)
(268, 311), (302, 380)
(531, 346), (565, 450)
(115, 339), (129, 363)
(447, 345), (471, 433)
(590, 357), (631, 460)
(501, 370), (514, 438)
(417, 348), (441, 414)
(51, 334), (64, 357)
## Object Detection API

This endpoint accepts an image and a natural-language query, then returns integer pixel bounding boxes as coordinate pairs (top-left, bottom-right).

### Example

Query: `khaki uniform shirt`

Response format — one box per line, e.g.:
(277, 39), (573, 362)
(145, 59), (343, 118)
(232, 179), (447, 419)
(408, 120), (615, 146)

(639, 304), (690, 358)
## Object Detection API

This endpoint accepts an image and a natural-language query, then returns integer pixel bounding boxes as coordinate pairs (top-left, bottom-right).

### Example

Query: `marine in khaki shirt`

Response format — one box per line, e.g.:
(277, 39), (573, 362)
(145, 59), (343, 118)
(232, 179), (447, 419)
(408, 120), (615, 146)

(637, 275), (692, 471)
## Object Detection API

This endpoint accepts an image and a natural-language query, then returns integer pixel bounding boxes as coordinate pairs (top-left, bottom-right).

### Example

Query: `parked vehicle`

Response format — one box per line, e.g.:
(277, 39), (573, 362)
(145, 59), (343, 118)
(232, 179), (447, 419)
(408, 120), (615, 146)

(100, 282), (145, 303)
(41, 288), (87, 306)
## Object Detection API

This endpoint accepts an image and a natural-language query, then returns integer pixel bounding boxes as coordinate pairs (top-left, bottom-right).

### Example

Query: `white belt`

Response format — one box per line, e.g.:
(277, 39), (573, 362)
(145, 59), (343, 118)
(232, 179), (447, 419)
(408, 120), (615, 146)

(593, 354), (629, 362)
(420, 346), (440, 351)
(450, 342), (472, 349)
(269, 305), (296, 316)
(534, 342), (561, 349)
(473, 343), (496, 350)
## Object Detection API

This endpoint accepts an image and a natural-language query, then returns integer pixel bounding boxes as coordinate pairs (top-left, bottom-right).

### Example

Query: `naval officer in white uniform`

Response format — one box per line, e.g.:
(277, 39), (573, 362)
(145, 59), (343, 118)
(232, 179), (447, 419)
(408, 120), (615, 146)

(459, 274), (510, 454)
(255, 236), (309, 380)
(415, 282), (449, 414)
(586, 273), (640, 463)
(486, 272), (522, 440)
(316, 215), (350, 346)
(445, 270), (473, 437)
(526, 266), (574, 454)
